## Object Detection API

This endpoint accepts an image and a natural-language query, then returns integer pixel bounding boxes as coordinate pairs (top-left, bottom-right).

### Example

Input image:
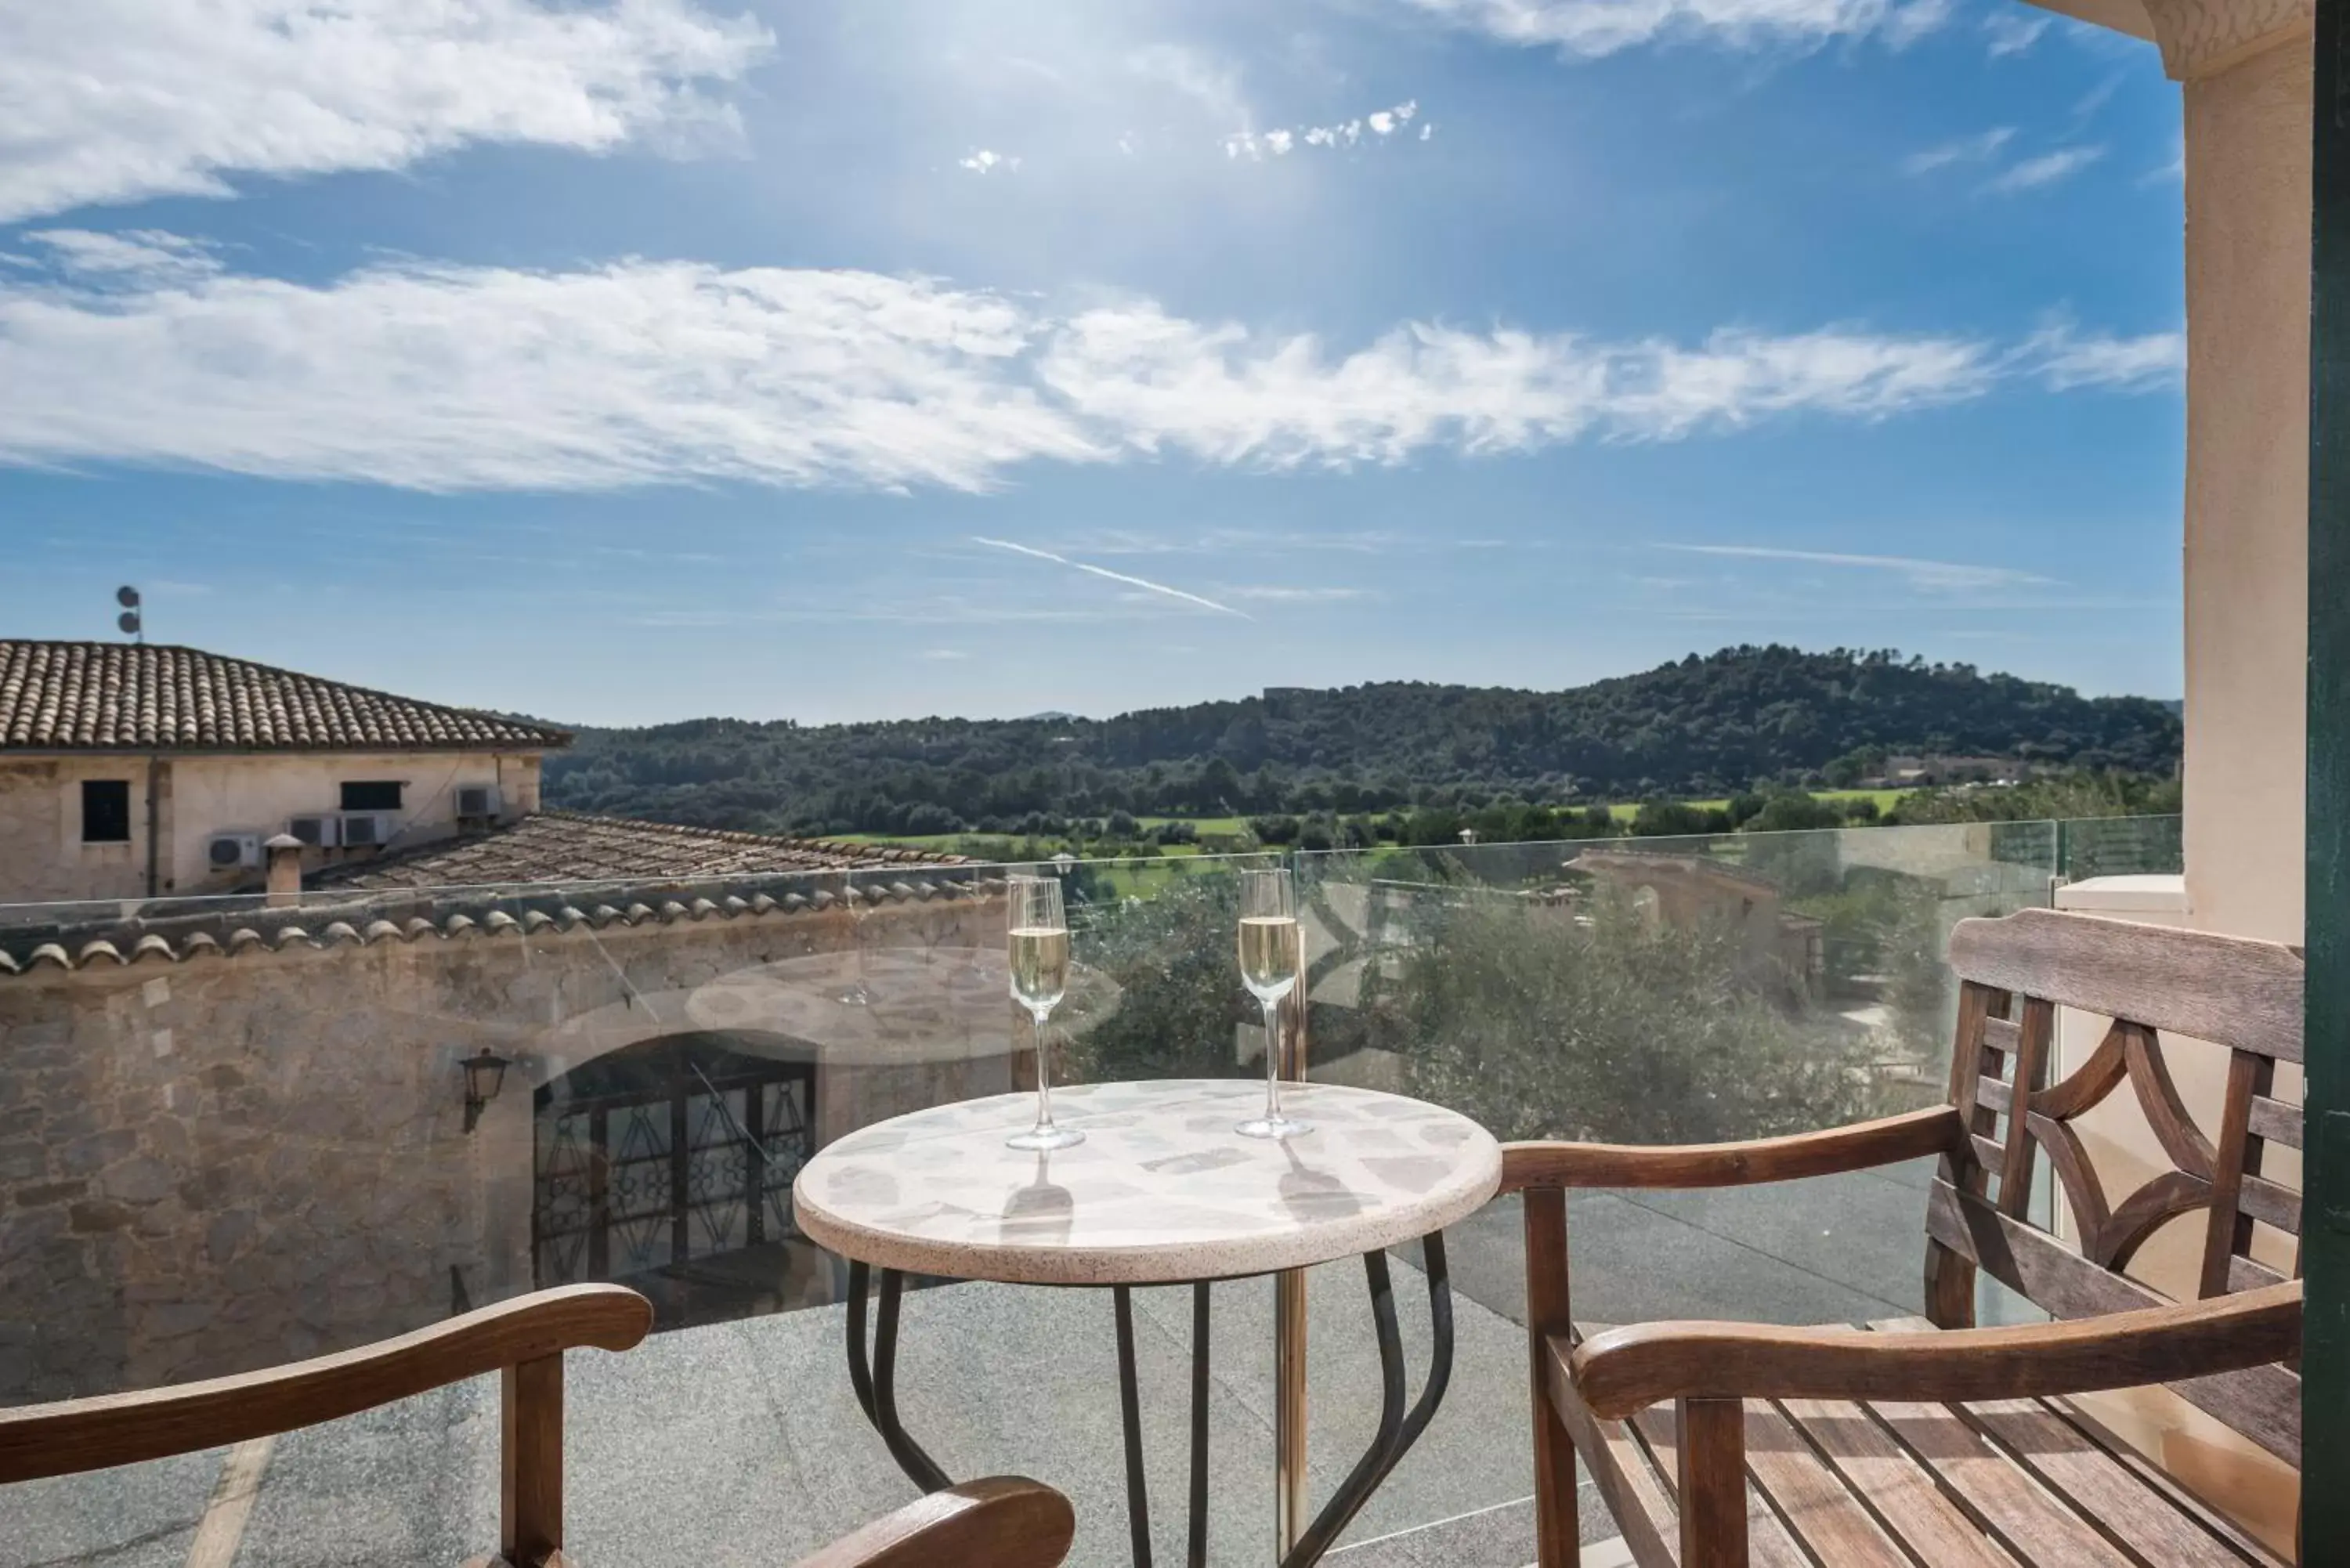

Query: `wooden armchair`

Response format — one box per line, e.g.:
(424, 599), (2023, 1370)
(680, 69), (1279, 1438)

(1511, 908), (2305, 1567)
(0, 1283), (1076, 1568)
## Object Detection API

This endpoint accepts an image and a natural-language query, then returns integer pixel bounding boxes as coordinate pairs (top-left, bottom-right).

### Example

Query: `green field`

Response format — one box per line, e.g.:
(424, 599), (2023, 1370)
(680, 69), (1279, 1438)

(1603, 789), (1910, 824)
(832, 815), (1250, 857)
(834, 793), (1915, 857)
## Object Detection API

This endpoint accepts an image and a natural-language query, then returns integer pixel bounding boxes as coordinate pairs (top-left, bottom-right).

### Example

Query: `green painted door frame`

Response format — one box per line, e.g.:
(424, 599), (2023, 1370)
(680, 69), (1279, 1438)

(2311, 1), (2349, 1550)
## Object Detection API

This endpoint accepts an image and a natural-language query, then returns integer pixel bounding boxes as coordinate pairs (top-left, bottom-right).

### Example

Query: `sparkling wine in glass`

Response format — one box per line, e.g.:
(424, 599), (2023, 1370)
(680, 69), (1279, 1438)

(1235, 865), (1311, 1139)
(1006, 874), (1083, 1151)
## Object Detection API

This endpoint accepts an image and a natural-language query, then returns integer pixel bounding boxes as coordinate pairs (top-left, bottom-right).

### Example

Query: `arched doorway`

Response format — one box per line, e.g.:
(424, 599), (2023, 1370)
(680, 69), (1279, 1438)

(533, 1031), (823, 1328)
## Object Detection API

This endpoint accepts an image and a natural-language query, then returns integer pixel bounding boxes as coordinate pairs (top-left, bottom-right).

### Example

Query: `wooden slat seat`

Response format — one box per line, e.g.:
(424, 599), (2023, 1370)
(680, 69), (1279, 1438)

(1542, 1316), (2287, 1568)
(1509, 909), (2306, 1568)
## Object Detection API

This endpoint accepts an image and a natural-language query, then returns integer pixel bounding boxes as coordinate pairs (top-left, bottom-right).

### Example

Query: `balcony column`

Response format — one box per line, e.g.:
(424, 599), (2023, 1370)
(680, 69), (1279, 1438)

(2161, 0), (2315, 946)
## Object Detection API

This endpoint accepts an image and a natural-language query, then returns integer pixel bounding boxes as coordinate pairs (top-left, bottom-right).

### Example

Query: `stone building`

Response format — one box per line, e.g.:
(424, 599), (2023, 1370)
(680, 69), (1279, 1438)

(0, 779), (1016, 1404)
(0, 639), (570, 908)
(1565, 848), (1826, 994)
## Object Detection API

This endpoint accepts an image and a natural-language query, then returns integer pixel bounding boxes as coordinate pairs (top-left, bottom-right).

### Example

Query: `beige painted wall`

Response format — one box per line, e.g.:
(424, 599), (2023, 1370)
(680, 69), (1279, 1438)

(162, 750), (543, 892)
(0, 750), (544, 908)
(2178, 31), (2313, 948)
(0, 757), (166, 909)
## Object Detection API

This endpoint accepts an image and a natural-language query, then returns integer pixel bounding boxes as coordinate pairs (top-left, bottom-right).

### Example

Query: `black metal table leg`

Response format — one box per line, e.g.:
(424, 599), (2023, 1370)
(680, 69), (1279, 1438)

(845, 1261), (952, 1493)
(1279, 1233), (1456, 1568)
(1114, 1285), (1154, 1568)
(841, 1233), (1456, 1568)
(1188, 1281), (1210, 1568)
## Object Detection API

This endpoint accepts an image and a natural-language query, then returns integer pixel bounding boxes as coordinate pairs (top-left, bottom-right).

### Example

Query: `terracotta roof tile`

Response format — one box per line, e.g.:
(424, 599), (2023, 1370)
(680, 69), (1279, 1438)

(0, 641), (570, 753)
(311, 811), (963, 891)
(0, 863), (1003, 976)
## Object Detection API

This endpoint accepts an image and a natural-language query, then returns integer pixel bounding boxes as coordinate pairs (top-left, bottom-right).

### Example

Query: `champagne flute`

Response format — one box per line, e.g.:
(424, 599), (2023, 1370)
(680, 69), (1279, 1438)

(1006, 874), (1083, 1151)
(1235, 865), (1311, 1139)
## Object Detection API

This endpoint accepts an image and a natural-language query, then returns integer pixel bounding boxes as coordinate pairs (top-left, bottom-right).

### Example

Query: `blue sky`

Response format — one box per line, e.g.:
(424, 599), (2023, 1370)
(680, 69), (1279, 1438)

(0, 0), (2187, 724)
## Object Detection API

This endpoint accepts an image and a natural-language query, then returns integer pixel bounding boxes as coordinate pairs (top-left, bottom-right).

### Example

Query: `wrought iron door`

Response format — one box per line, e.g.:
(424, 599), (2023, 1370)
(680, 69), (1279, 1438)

(533, 1035), (815, 1288)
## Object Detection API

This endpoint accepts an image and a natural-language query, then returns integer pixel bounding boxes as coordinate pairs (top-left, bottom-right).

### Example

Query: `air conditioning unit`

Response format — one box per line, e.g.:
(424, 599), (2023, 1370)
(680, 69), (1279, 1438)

(207, 832), (262, 871)
(338, 812), (392, 849)
(287, 814), (338, 848)
(455, 784), (501, 821)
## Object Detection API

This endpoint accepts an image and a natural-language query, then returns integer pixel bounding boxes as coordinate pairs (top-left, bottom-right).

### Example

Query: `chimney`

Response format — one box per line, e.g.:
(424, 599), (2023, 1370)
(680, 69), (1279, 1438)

(264, 833), (306, 907)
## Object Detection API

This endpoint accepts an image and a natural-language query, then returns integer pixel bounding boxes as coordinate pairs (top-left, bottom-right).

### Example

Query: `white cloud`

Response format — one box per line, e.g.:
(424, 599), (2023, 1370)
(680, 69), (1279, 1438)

(0, 241), (2179, 494)
(1983, 144), (2105, 193)
(2015, 323), (2184, 392)
(1657, 543), (2054, 591)
(18, 229), (224, 284)
(1397, 0), (1953, 57)
(920, 648), (971, 660)
(1879, 0), (1954, 48)
(1982, 9), (2052, 56)
(2073, 74), (2124, 123)
(1126, 44), (1252, 128)
(1224, 585), (1376, 602)
(0, 0), (770, 223)
(1227, 99), (1420, 161)
(972, 537), (1249, 617)
(958, 149), (1020, 174)
(1901, 127), (2015, 175)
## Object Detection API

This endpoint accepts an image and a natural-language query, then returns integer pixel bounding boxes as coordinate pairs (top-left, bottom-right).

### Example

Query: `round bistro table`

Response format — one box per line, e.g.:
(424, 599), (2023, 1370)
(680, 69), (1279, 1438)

(791, 1078), (1503, 1568)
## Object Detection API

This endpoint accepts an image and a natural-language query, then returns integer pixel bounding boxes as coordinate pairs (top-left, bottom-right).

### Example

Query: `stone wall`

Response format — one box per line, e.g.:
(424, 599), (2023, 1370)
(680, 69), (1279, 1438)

(0, 757), (160, 906)
(0, 887), (1007, 1403)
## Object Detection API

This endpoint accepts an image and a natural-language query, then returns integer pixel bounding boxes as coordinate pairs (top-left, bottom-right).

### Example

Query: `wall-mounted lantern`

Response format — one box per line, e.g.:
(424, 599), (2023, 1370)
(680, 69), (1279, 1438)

(461, 1047), (510, 1133)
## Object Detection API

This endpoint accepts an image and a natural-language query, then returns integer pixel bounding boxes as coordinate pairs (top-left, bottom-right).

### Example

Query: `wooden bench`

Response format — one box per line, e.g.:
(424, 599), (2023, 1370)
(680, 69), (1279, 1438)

(1510, 907), (2305, 1567)
(0, 1283), (1076, 1568)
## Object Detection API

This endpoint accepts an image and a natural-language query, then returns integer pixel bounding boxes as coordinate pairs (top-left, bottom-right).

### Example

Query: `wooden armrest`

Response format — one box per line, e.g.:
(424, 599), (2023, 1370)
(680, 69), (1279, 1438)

(0, 1283), (652, 1483)
(791, 1478), (1076, 1568)
(1568, 1280), (2301, 1420)
(1500, 1105), (1964, 1194)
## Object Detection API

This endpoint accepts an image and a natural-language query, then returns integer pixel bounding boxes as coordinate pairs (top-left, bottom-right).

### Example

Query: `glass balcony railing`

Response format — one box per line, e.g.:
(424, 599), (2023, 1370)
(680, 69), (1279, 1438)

(0, 818), (2178, 1566)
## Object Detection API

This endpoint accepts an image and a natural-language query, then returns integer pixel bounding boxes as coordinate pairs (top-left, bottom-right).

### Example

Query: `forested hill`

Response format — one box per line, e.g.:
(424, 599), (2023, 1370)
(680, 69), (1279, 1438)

(540, 645), (2182, 837)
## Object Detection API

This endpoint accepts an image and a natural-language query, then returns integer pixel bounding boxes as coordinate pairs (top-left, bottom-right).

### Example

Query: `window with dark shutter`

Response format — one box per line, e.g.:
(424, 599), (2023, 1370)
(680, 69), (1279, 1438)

(81, 779), (132, 844)
(339, 781), (404, 811)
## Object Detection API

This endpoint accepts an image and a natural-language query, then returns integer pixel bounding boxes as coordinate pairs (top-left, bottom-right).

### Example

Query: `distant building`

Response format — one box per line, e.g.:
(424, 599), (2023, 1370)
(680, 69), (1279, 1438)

(1566, 847), (1824, 995)
(1871, 753), (2031, 789)
(0, 641), (570, 907)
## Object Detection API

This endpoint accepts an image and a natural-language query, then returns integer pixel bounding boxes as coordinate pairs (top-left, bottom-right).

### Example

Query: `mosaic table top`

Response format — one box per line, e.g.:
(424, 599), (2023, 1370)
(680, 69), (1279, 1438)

(791, 1079), (1502, 1284)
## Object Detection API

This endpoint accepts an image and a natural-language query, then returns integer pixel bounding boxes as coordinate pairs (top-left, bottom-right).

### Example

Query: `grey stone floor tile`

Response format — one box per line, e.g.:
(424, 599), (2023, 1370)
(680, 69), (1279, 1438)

(237, 1380), (497, 1568)
(0, 1450), (221, 1568)
(0, 1275), (1540, 1568)
(1440, 1175), (1929, 1334)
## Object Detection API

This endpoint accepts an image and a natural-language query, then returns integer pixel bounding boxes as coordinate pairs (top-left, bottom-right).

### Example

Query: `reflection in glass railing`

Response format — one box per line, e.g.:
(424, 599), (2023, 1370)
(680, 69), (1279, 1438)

(0, 819), (2170, 1396)
(1291, 822), (2081, 1339)
(1293, 822), (2065, 1143)
(0, 819), (2175, 1566)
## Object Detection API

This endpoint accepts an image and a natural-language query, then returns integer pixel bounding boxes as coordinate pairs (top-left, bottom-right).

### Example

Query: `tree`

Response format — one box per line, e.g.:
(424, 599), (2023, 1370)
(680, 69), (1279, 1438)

(1630, 800), (1710, 838)
(1061, 875), (1248, 1082)
(542, 646), (2182, 837)
(1747, 792), (1845, 833)
(1375, 891), (1880, 1144)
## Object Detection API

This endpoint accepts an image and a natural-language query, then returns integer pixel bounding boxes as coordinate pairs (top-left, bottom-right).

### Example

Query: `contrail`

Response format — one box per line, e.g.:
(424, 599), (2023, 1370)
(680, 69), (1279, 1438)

(972, 537), (1251, 618)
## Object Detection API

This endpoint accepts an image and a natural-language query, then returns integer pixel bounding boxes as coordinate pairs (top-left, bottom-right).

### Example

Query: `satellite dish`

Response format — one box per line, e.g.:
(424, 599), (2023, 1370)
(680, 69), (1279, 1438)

(115, 585), (140, 609)
(118, 611), (142, 636)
